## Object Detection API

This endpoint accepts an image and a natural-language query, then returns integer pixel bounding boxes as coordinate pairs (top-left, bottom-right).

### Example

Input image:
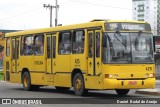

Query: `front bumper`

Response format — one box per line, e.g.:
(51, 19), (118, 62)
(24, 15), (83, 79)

(103, 78), (155, 89)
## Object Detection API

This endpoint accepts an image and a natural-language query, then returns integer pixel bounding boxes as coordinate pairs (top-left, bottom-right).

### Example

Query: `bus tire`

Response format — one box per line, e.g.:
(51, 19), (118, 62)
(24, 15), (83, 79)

(55, 86), (70, 91)
(73, 73), (88, 96)
(22, 72), (32, 91)
(115, 89), (130, 95)
(22, 72), (40, 91)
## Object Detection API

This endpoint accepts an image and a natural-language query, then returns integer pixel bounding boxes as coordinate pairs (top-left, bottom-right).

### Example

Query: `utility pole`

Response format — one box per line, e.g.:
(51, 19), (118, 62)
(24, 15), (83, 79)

(55, 0), (58, 27)
(43, 1), (59, 27)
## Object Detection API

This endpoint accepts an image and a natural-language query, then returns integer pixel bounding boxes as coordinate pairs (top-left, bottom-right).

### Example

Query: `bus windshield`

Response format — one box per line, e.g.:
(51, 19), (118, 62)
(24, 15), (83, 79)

(102, 32), (154, 64)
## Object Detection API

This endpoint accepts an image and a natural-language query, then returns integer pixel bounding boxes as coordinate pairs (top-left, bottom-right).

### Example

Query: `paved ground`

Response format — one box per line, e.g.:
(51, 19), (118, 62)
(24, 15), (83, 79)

(0, 70), (160, 97)
(135, 80), (160, 96)
(0, 80), (160, 107)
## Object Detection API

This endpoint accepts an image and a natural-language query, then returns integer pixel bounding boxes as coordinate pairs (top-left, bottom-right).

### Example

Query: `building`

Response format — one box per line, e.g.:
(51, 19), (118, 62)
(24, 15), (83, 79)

(158, 0), (160, 35)
(132, 0), (159, 35)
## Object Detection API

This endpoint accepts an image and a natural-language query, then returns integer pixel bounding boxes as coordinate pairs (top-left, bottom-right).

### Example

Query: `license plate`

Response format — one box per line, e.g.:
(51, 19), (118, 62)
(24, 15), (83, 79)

(128, 81), (137, 85)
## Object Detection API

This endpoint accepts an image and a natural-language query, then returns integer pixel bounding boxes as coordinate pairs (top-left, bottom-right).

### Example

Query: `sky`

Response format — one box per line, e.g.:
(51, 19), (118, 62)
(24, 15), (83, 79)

(0, 0), (132, 30)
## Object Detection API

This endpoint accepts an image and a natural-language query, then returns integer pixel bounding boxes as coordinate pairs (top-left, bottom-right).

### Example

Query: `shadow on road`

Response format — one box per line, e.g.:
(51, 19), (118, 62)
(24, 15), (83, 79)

(12, 86), (141, 98)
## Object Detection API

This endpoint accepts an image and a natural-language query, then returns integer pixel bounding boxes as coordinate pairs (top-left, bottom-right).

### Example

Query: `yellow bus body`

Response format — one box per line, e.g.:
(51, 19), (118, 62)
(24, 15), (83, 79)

(3, 20), (155, 95)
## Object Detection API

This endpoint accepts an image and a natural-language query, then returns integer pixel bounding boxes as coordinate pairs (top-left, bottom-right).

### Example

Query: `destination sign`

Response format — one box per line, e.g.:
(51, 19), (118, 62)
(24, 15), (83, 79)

(105, 23), (151, 31)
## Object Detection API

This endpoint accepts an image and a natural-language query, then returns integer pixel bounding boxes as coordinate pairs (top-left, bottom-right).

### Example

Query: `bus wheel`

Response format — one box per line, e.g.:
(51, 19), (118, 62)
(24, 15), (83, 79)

(115, 89), (130, 95)
(55, 86), (70, 91)
(22, 72), (32, 91)
(22, 72), (40, 91)
(73, 73), (88, 96)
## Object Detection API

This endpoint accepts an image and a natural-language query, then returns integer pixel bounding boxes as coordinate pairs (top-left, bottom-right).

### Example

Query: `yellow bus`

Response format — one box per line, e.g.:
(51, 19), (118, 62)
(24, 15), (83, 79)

(3, 20), (155, 96)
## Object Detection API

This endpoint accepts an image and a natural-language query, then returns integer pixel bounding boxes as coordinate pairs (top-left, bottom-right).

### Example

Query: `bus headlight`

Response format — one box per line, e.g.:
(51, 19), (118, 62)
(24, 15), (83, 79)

(109, 74), (113, 78)
(105, 74), (118, 78)
(149, 73), (155, 78)
(145, 73), (155, 78)
(114, 74), (118, 78)
(105, 74), (112, 78)
(145, 73), (149, 78)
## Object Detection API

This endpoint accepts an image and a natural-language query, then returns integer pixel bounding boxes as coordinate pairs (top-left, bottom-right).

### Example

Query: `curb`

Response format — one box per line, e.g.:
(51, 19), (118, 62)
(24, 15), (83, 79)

(135, 81), (160, 96)
(156, 80), (160, 84)
(135, 89), (160, 96)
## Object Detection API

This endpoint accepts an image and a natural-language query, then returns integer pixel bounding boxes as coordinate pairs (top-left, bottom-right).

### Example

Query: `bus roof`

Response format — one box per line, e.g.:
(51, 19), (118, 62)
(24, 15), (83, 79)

(5, 20), (149, 37)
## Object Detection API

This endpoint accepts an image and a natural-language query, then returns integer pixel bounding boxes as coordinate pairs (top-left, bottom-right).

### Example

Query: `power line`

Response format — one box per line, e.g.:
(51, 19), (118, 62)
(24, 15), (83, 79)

(70, 0), (157, 11)
(0, 8), (45, 30)
(0, 8), (44, 23)
(70, 0), (132, 10)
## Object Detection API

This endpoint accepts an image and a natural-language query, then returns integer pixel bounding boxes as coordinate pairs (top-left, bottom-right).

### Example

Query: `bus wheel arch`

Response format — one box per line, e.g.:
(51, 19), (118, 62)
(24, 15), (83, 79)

(71, 69), (83, 86)
(21, 68), (30, 83)
(71, 69), (88, 96)
(22, 69), (32, 91)
(21, 68), (40, 91)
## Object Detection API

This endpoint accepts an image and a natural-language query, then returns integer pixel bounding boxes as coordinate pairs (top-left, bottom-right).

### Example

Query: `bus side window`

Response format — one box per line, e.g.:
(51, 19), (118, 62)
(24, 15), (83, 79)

(47, 36), (51, 58)
(53, 36), (56, 58)
(58, 32), (71, 54)
(34, 34), (44, 55)
(6, 38), (10, 57)
(20, 37), (24, 55)
(16, 39), (19, 59)
(88, 33), (93, 58)
(12, 40), (15, 59)
(72, 30), (85, 54)
(96, 32), (100, 57)
(23, 36), (33, 55)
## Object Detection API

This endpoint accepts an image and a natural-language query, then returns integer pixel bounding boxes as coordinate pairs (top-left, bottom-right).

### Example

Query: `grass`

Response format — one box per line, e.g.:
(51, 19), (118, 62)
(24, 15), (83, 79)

(0, 71), (3, 80)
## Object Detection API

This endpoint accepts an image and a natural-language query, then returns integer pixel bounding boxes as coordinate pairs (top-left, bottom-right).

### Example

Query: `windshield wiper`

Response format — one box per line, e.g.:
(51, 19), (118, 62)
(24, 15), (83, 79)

(136, 31), (142, 38)
(114, 31), (127, 47)
(135, 31), (143, 48)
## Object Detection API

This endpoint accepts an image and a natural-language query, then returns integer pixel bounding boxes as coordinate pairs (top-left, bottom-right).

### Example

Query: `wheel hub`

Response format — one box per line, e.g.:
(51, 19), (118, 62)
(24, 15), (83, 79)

(24, 76), (28, 87)
(76, 78), (82, 91)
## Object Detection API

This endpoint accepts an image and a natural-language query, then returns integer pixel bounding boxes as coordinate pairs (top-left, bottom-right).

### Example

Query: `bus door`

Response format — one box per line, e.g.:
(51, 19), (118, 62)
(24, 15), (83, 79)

(46, 35), (52, 74)
(11, 38), (19, 73)
(87, 30), (102, 75)
(46, 34), (56, 74)
(33, 34), (45, 73)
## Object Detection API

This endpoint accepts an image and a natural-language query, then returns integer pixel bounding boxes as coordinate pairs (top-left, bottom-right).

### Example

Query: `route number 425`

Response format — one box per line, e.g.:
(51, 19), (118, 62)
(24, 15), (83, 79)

(146, 67), (152, 71)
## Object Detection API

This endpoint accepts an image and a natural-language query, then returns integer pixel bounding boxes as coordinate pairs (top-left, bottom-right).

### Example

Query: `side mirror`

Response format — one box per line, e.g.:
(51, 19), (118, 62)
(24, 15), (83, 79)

(102, 34), (107, 47)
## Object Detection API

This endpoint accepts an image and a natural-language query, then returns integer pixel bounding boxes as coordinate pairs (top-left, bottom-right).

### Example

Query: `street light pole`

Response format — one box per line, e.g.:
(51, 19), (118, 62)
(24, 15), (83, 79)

(50, 6), (53, 27)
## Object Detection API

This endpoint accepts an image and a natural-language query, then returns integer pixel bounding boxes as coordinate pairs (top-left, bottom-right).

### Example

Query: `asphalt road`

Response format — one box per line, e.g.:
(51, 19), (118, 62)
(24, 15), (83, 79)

(0, 81), (160, 107)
